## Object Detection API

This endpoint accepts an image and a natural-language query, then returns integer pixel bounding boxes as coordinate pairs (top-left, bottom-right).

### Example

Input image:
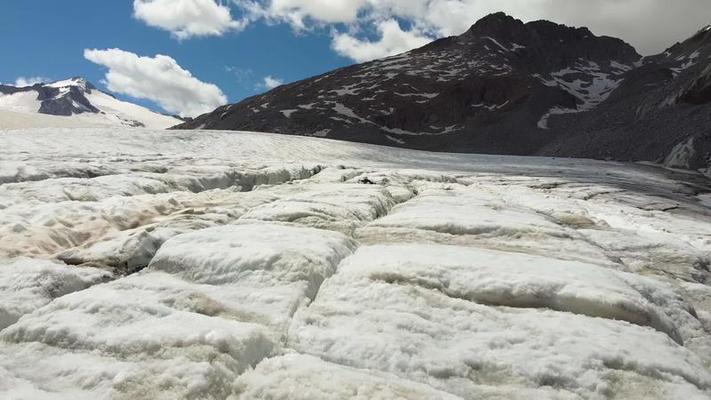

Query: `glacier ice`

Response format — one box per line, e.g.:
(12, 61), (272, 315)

(0, 127), (710, 399)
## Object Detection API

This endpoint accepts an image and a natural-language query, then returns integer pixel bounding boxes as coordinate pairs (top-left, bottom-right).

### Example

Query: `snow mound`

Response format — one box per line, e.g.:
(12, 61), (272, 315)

(149, 223), (357, 301)
(289, 250), (711, 397)
(0, 273), (277, 398)
(0, 223), (358, 398)
(0, 258), (111, 330)
(240, 183), (412, 233)
(234, 354), (464, 400)
(333, 245), (698, 343)
(369, 189), (567, 237)
(1, 278), (274, 361)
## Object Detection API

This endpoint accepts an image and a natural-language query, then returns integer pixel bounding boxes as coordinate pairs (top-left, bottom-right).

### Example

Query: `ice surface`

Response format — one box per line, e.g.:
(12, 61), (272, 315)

(0, 287), (276, 399)
(0, 258), (110, 329)
(149, 223), (356, 321)
(329, 244), (697, 343)
(234, 354), (464, 400)
(240, 183), (411, 233)
(0, 223), (355, 398)
(1, 127), (710, 399)
(289, 248), (711, 398)
(368, 188), (567, 237)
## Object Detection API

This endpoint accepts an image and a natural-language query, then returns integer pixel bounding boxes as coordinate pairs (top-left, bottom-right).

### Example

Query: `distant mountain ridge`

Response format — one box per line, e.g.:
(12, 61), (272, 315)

(174, 13), (711, 175)
(0, 77), (179, 129)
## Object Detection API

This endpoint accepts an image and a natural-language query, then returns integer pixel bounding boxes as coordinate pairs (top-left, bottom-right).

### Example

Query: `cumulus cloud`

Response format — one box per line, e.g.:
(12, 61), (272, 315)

(264, 0), (366, 28)
(13, 77), (49, 87)
(262, 75), (284, 89)
(133, 0), (250, 39)
(256, 0), (711, 56)
(84, 48), (227, 117)
(136, 1), (711, 57)
(332, 19), (431, 62)
(531, 0), (711, 54)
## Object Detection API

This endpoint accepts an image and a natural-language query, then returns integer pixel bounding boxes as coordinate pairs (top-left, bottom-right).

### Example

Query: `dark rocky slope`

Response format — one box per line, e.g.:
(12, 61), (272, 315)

(175, 13), (711, 174)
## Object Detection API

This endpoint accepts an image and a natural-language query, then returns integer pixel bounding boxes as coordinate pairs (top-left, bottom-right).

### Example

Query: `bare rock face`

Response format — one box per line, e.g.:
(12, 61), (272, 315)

(175, 13), (711, 173)
(681, 64), (711, 105)
(37, 82), (101, 116)
(664, 134), (711, 171)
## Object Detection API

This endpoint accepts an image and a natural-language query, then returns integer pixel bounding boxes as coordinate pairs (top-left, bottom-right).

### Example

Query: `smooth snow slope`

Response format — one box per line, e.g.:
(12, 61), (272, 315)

(83, 89), (181, 129)
(0, 109), (111, 130)
(1, 128), (711, 399)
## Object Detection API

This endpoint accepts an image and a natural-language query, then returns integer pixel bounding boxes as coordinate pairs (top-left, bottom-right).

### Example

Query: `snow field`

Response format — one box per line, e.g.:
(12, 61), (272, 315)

(0, 258), (111, 330)
(1, 223), (357, 398)
(0, 128), (710, 399)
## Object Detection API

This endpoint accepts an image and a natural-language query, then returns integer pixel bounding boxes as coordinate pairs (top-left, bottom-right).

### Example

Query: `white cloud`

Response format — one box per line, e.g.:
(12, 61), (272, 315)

(84, 48), (227, 117)
(263, 75), (284, 89)
(135, 1), (711, 56)
(252, 0), (711, 57)
(13, 76), (49, 87)
(265, 0), (367, 28)
(133, 0), (249, 39)
(332, 19), (431, 62)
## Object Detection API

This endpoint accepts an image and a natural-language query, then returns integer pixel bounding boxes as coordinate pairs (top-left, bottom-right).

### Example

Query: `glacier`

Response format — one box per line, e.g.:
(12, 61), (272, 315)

(0, 127), (710, 399)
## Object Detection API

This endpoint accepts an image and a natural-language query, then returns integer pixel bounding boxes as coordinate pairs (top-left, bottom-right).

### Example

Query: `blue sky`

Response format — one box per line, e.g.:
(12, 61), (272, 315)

(2, 1), (710, 117)
(0, 1), (351, 113)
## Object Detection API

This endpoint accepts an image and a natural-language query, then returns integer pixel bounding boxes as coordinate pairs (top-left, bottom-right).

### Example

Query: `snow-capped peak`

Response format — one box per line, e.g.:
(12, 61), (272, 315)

(0, 77), (180, 129)
(46, 77), (93, 91)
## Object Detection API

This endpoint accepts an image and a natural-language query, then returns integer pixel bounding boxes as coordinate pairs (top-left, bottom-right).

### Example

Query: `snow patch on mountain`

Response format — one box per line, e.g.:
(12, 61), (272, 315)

(672, 50), (701, 76)
(535, 60), (630, 129)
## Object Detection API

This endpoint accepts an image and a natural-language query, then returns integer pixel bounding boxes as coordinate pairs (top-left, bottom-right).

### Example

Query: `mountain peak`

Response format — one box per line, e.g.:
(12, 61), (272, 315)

(0, 76), (179, 128)
(474, 11), (516, 24)
(688, 24), (711, 43)
(174, 11), (707, 176)
(467, 12), (524, 35)
(458, 13), (640, 69)
(46, 77), (95, 91)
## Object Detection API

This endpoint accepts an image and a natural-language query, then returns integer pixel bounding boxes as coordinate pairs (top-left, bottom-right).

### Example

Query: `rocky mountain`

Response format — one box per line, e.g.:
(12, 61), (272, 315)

(541, 25), (711, 171)
(175, 13), (711, 174)
(0, 77), (180, 129)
